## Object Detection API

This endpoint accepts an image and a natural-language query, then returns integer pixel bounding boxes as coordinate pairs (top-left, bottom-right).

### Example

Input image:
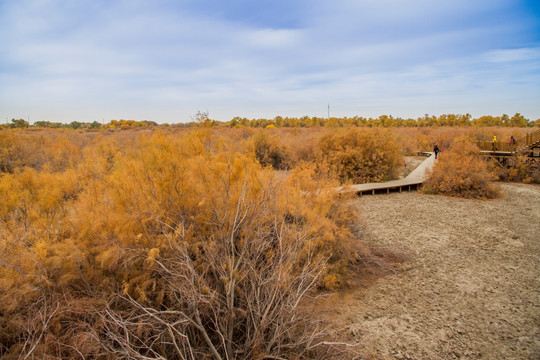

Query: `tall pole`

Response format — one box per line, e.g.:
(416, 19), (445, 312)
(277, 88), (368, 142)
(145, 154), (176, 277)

(328, 104), (330, 119)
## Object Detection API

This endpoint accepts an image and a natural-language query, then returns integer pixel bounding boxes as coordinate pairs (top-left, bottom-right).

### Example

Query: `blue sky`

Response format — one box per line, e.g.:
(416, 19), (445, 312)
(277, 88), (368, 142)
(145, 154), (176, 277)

(1, 0), (539, 123)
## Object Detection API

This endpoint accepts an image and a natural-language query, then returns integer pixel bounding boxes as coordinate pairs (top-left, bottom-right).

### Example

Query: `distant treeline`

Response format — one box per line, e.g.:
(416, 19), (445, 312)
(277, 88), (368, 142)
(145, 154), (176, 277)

(2, 113), (539, 130)
(225, 113), (538, 128)
(1, 119), (159, 129)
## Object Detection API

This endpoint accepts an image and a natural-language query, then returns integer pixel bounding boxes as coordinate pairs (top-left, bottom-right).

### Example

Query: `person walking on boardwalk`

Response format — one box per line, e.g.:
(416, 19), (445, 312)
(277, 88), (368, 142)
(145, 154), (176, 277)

(433, 145), (440, 159)
(492, 135), (497, 151)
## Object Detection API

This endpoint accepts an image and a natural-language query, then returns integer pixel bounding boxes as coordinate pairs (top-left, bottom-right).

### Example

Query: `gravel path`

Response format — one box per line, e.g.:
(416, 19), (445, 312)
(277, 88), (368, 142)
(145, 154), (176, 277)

(326, 183), (540, 359)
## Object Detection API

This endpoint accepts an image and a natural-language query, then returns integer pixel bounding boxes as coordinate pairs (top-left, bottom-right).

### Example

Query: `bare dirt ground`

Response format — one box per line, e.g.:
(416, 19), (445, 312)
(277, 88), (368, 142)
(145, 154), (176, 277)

(323, 183), (540, 359)
(400, 156), (426, 179)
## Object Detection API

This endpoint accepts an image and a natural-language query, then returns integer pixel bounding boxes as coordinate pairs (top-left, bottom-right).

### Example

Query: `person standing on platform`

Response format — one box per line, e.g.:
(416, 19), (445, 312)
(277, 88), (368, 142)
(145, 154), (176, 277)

(434, 145), (440, 159)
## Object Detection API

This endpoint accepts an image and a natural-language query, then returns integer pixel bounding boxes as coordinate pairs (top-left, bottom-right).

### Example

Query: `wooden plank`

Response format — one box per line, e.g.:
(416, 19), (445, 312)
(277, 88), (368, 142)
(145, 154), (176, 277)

(341, 152), (435, 196)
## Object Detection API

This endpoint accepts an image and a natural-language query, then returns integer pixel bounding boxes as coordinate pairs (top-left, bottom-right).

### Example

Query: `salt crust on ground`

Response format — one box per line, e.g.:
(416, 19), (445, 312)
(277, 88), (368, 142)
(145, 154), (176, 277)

(323, 183), (539, 360)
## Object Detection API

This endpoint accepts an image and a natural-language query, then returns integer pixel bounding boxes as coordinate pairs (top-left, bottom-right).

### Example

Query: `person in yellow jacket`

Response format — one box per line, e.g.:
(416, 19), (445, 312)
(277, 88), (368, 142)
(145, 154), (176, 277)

(492, 135), (497, 151)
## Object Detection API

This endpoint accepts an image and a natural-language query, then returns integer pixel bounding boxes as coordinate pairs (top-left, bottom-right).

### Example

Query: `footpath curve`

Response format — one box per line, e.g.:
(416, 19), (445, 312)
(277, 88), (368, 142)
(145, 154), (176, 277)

(346, 152), (436, 195)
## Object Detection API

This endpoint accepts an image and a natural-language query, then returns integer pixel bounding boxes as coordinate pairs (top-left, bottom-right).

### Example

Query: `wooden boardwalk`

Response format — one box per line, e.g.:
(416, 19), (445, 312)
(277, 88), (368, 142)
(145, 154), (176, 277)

(344, 152), (436, 195)
(341, 129), (539, 196)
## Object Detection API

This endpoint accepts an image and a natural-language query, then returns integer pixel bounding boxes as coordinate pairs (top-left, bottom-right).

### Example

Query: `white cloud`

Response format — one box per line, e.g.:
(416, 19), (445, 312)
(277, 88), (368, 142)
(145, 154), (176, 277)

(486, 47), (540, 63)
(245, 28), (303, 48)
(0, 0), (538, 122)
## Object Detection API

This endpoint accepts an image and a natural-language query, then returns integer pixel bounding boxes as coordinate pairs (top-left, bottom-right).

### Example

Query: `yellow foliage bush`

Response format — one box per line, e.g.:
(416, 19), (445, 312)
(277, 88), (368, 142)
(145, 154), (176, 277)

(422, 139), (500, 198)
(318, 128), (402, 183)
(0, 130), (364, 359)
(252, 130), (288, 169)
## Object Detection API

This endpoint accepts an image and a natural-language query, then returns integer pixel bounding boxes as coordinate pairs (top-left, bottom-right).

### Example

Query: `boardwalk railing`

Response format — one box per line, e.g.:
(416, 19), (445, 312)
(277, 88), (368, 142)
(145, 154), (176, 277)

(521, 129), (540, 151)
(477, 140), (514, 152)
(477, 129), (540, 153)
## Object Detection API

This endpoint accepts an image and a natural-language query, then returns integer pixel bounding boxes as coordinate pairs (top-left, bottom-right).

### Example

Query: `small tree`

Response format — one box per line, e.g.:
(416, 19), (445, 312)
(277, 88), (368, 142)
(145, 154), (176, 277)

(10, 118), (29, 128)
(68, 121), (82, 129)
(193, 111), (216, 127)
(88, 121), (101, 129)
(509, 113), (528, 127)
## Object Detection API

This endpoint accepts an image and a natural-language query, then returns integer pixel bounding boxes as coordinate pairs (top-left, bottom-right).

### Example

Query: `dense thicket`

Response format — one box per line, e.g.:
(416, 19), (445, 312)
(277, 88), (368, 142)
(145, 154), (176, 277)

(0, 129), (366, 359)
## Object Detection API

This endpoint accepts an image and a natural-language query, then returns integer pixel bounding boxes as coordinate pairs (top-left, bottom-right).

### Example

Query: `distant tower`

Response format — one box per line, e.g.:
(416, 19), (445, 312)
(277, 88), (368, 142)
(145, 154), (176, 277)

(328, 104), (330, 119)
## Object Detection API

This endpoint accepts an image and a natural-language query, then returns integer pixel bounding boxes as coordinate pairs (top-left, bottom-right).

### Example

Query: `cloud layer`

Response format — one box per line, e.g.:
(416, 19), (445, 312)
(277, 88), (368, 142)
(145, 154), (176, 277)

(1, 0), (539, 122)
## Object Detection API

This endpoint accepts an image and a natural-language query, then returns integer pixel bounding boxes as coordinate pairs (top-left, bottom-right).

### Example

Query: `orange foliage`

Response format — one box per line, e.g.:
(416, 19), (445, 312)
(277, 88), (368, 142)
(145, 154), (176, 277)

(492, 155), (540, 184)
(422, 139), (500, 198)
(1, 125), (533, 357)
(318, 128), (402, 183)
(0, 129), (364, 358)
(252, 130), (288, 169)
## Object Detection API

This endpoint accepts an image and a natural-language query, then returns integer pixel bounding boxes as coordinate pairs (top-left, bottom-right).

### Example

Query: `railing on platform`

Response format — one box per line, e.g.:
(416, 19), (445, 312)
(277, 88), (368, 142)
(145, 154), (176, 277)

(477, 141), (514, 152)
(523, 129), (540, 150)
(477, 129), (540, 153)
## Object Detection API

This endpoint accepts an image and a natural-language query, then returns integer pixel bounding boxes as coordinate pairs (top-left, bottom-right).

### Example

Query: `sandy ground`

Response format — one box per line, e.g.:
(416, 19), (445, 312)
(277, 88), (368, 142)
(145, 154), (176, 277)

(323, 183), (540, 359)
(400, 156), (426, 179)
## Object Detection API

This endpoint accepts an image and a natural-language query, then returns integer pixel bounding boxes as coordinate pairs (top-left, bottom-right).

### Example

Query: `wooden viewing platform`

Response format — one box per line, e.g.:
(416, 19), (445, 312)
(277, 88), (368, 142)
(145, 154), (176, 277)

(344, 152), (435, 196)
(477, 129), (540, 158)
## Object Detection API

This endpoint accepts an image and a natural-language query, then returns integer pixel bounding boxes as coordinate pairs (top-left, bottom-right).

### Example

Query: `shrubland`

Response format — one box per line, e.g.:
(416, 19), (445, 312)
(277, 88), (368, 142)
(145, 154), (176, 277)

(0, 129), (366, 359)
(250, 127), (405, 184)
(0, 125), (536, 358)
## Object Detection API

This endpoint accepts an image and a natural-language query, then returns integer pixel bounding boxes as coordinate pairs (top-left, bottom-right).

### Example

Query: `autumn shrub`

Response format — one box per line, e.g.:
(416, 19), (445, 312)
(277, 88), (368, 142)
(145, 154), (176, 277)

(0, 166), (85, 358)
(252, 130), (289, 169)
(492, 155), (540, 184)
(422, 139), (500, 198)
(470, 126), (530, 143)
(87, 134), (362, 358)
(318, 128), (402, 184)
(0, 131), (45, 172)
(0, 130), (363, 359)
(394, 127), (475, 155)
(277, 128), (325, 167)
(0, 130), (85, 173)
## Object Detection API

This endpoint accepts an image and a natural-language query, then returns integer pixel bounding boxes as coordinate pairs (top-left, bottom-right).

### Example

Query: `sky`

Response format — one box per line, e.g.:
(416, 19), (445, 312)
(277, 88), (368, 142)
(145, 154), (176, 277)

(1, 0), (539, 124)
